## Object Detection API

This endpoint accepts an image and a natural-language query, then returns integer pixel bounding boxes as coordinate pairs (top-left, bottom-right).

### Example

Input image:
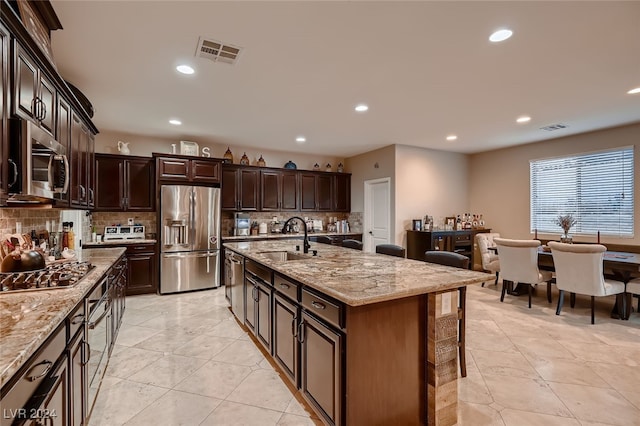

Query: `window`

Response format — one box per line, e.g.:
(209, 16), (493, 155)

(530, 146), (634, 237)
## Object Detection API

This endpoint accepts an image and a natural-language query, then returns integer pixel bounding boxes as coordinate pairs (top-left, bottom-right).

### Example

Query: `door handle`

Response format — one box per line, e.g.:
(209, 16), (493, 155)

(8, 159), (18, 188)
(291, 314), (297, 337)
(26, 359), (53, 381)
(368, 231), (373, 235)
(297, 319), (305, 344)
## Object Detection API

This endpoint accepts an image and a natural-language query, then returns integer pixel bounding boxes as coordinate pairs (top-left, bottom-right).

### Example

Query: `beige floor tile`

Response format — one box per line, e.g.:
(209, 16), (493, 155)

(120, 307), (163, 326)
(200, 400), (282, 426)
(124, 389), (222, 426)
(127, 353), (207, 388)
(525, 355), (609, 388)
(284, 396), (315, 417)
(172, 334), (236, 359)
(483, 375), (572, 417)
(113, 325), (162, 347)
(548, 382), (640, 425)
(88, 379), (168, 426)
(105, 346), (164, 379)
(619, 389), (640, 411)
(559, 340), (640, 366)
(510, 336), (576, 360)
(227, 369), (294, 411)
(500, 408), (581, 425)
(132, 329), (199, 352)
(459, 370), (494, 405)
(205, 317), (248, 339)
(277, 413), (320, 425)
(472, 349), (540, 379)
(466, 331), (518, 353)
(173, 360), (252, 399)
(212, 339), (267, 366)
(587, 361), (640, 393)
(458, 401), (505, 426)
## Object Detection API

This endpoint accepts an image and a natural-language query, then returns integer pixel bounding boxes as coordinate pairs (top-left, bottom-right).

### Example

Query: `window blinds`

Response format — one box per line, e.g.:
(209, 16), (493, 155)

(530, 146), (634, 237)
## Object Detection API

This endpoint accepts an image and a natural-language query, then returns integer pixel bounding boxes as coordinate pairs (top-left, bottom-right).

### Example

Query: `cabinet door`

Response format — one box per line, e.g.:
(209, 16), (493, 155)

(13, 43), (38, 121)
(333, 174), (350, 212)
(0, 24), (8, 198)
(244, 278), (256, 332)
(190, 159), (220, 183)
(281, 171), (299, 211)
(69, 332), (87, 426)
(38, 74), (56, 137)
(300, 173), (317, 211)
(255, 280), (272, 352)
(239, 169), (259, 211)
(300, 312), (343, 426)
(86, 131), (95, 209)
(126, 251), (158, 295)
(317, 174), (333, 211)
(273, 293), (299, 385)
(69, 112), (84, 207)
(55, 97), (71, 207)
(221, 167), (239, 210)
(95, 155), (124, 210)
(260, 170), (281, 211)
(36, 355), (69, 426)
(126, 159), (155, 211)
(157, 157), (189, 181)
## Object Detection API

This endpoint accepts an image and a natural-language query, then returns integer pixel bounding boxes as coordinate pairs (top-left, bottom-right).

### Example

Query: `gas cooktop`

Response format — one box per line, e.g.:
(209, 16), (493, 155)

(0, 261), (94, 293)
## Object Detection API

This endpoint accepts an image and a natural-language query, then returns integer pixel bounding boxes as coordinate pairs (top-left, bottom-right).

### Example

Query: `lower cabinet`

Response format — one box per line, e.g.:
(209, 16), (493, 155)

(69, 331), (87, 426)
(273, 293), (299, 385)
(244, 273), (272, 352)
(125, 243), (157, 295)
(38, 354), (69, 426)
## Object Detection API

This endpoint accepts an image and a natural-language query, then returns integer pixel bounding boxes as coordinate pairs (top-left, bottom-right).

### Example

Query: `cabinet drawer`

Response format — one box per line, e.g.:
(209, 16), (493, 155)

(246, 259), (272, 284)
(66, 301), (85, 343)
(157, 157), (189, 180)
(126, 244), (157, 255)
(0, 325), (65, 419)
(302, 288), (343, 329)
(455, 233), (471, 243)
(274, 273), (299, 302)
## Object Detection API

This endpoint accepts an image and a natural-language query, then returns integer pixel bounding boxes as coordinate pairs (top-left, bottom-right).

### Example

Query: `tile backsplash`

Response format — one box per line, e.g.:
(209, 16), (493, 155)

(91, 212), (157, 238)
(221, 211), (360, 236)
(0, 208), (61, 236)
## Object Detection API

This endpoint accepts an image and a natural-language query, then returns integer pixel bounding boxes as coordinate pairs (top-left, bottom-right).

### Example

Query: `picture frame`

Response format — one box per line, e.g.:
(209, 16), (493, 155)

(180, 140), (199, 156)
(445, 216), (456, 227)
(412, 219), (422, 231)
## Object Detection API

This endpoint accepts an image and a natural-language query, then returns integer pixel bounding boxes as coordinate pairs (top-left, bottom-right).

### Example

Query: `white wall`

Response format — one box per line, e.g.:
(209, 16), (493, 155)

(469, 122), (640, 245)
(95, 129), (343, 171)
(395, 145), (469, 246)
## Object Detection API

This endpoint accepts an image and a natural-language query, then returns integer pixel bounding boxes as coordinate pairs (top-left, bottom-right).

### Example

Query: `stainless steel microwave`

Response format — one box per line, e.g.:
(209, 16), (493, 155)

(7, 119), (69, 203)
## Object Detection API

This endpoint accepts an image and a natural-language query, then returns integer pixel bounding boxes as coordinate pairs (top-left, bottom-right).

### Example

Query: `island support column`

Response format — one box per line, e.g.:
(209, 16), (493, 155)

(427, 290), (459, 426)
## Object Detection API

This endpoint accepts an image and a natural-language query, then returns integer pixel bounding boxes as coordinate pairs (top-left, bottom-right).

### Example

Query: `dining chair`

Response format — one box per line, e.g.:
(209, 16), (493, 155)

(375, 244), (405, 258)
(475, 233), (500, 286)
(341, 239), (363, 250)
(626, 279), (640, 316)
(424, 250), (469, 378)
(494, 238), (553, 308)
(548, 242), (626, 324)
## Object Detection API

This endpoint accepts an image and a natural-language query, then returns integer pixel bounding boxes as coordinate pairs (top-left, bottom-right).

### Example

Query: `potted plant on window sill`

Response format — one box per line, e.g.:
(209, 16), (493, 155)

(555, 214), (577, 243)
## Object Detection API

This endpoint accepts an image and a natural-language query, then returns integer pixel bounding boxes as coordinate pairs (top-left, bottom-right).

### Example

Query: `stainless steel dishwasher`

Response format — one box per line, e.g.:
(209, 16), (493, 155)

(225, 251), (245, 321)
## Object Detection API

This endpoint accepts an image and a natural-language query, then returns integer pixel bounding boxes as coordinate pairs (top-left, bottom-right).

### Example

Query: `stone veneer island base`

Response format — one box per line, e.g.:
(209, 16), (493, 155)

(224, 240), (493, 426)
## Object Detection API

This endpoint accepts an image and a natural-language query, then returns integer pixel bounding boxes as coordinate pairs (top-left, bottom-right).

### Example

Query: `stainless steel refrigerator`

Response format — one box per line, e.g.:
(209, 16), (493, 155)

(160, 185), (221, 294)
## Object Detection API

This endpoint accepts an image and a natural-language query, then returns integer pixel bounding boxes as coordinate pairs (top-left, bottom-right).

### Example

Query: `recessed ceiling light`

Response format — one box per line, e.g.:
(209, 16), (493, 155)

(295, 136), (306, 143)
(516, 116), (531, 123)
(489, 29), (513, 43)
(176, 64), (195, 75)
(169, 119), (182, 125)
(354, 104), (369, 112)
(446, 135), (457, 141)
(628, 87), (640, 94)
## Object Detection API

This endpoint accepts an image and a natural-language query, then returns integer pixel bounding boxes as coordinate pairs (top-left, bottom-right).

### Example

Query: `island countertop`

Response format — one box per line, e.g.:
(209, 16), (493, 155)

(0, 248), (126, 387)
(224, 240), (493, 307)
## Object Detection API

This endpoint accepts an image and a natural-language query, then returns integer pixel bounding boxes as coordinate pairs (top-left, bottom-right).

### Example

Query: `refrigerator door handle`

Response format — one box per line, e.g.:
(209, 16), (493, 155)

(163, 252), (218, 259)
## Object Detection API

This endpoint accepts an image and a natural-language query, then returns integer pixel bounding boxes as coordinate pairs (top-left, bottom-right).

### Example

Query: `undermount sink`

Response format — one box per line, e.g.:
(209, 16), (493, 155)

(258, 251), (309, 261)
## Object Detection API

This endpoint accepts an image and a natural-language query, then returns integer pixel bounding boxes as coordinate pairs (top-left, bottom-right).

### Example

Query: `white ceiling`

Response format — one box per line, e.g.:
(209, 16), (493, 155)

(49, 1), (640, 157)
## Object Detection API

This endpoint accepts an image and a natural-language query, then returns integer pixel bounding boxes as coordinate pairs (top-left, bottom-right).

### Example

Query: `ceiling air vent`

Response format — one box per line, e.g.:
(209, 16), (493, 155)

(196, 37), (242, 65)
(540, 123), (568, 131)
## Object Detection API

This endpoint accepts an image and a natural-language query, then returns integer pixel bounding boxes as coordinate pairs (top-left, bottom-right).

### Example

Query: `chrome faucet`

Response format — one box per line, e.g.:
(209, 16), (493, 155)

(282, 216), (310, 254)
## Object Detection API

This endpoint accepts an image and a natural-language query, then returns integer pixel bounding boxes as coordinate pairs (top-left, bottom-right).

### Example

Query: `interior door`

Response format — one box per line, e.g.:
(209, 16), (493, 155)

(364, 178), (391, 252)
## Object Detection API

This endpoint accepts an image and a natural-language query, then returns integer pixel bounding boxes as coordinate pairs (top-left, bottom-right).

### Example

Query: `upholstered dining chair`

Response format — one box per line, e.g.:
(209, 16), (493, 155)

(494, 238), (553, 308)
(424, 250), (469, 378)
(375, 244), (406, 258)
(548, 242), (626, 324)
(476, 233), (500, 286)
(626, 279), (640, 315)
(341, 239), (363, 250)
(315, 235), (335, 245)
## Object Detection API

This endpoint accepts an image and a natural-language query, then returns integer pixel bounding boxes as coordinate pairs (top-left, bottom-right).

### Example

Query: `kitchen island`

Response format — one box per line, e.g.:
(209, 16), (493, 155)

(224, 240), (493, 426)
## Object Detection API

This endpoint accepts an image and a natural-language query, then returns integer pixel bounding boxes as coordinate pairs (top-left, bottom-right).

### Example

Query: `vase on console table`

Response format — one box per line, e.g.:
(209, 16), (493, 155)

(560, 233), (573, 243)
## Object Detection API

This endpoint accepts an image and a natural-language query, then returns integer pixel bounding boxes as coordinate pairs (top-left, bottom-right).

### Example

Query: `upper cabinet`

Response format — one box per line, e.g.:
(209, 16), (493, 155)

(95, 154), (155, 212)
(13, 42), (56, 137)
(69, 111), (94, 209)
(224, 164), (350, 213)
(0, 23), (8, 201)
(155, 155), (221, 184)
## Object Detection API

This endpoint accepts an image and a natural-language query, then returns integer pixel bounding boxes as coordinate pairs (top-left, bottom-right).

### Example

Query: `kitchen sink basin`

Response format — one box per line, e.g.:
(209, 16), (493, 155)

(258, 251), (309, 261)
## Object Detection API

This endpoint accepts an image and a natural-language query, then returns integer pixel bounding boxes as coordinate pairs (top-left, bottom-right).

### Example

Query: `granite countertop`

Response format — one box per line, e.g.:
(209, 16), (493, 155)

(0, 248), (126, 387)
(83, 239), (157, 247)
(222, 232), (362, 241)
(224, 240), (493, 307)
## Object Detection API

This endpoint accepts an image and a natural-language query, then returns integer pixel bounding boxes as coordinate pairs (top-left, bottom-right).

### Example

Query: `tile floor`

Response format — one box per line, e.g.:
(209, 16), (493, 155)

(89, 283), (640, 425)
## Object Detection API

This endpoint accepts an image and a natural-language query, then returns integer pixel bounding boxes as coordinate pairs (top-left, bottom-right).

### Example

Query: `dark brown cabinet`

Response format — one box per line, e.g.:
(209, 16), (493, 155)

(260, 169), (298, 211)
(95, 154), (155, 212)
(156, 155), (221, 184)
(406, 229), (491, 268)
(68, 331), (86, 426)
(273, 292), (299, 386)
(13, 43), (56, 137)
(222, 165), (259, 211)
(69, 112), (94, 209)
(125, 243), (157, 295)
(333, 174), (350, 212)
(244, 260), (273, 352)
(0, 23), (8, 201)
(300, 172), (334, 212)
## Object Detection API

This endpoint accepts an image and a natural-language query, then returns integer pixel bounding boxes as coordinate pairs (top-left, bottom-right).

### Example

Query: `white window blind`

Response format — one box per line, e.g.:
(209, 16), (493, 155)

(530, 146), (634, 237)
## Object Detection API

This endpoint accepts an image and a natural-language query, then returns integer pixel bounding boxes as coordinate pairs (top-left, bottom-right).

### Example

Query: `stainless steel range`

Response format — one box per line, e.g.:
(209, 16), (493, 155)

(0, 261), (94, 292)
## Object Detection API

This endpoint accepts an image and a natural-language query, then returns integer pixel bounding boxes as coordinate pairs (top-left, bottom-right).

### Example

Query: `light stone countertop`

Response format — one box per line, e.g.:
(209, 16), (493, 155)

(222, 232), (362, 241)
(224, 240), (493, 307)
(0, 248), (126, 387)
